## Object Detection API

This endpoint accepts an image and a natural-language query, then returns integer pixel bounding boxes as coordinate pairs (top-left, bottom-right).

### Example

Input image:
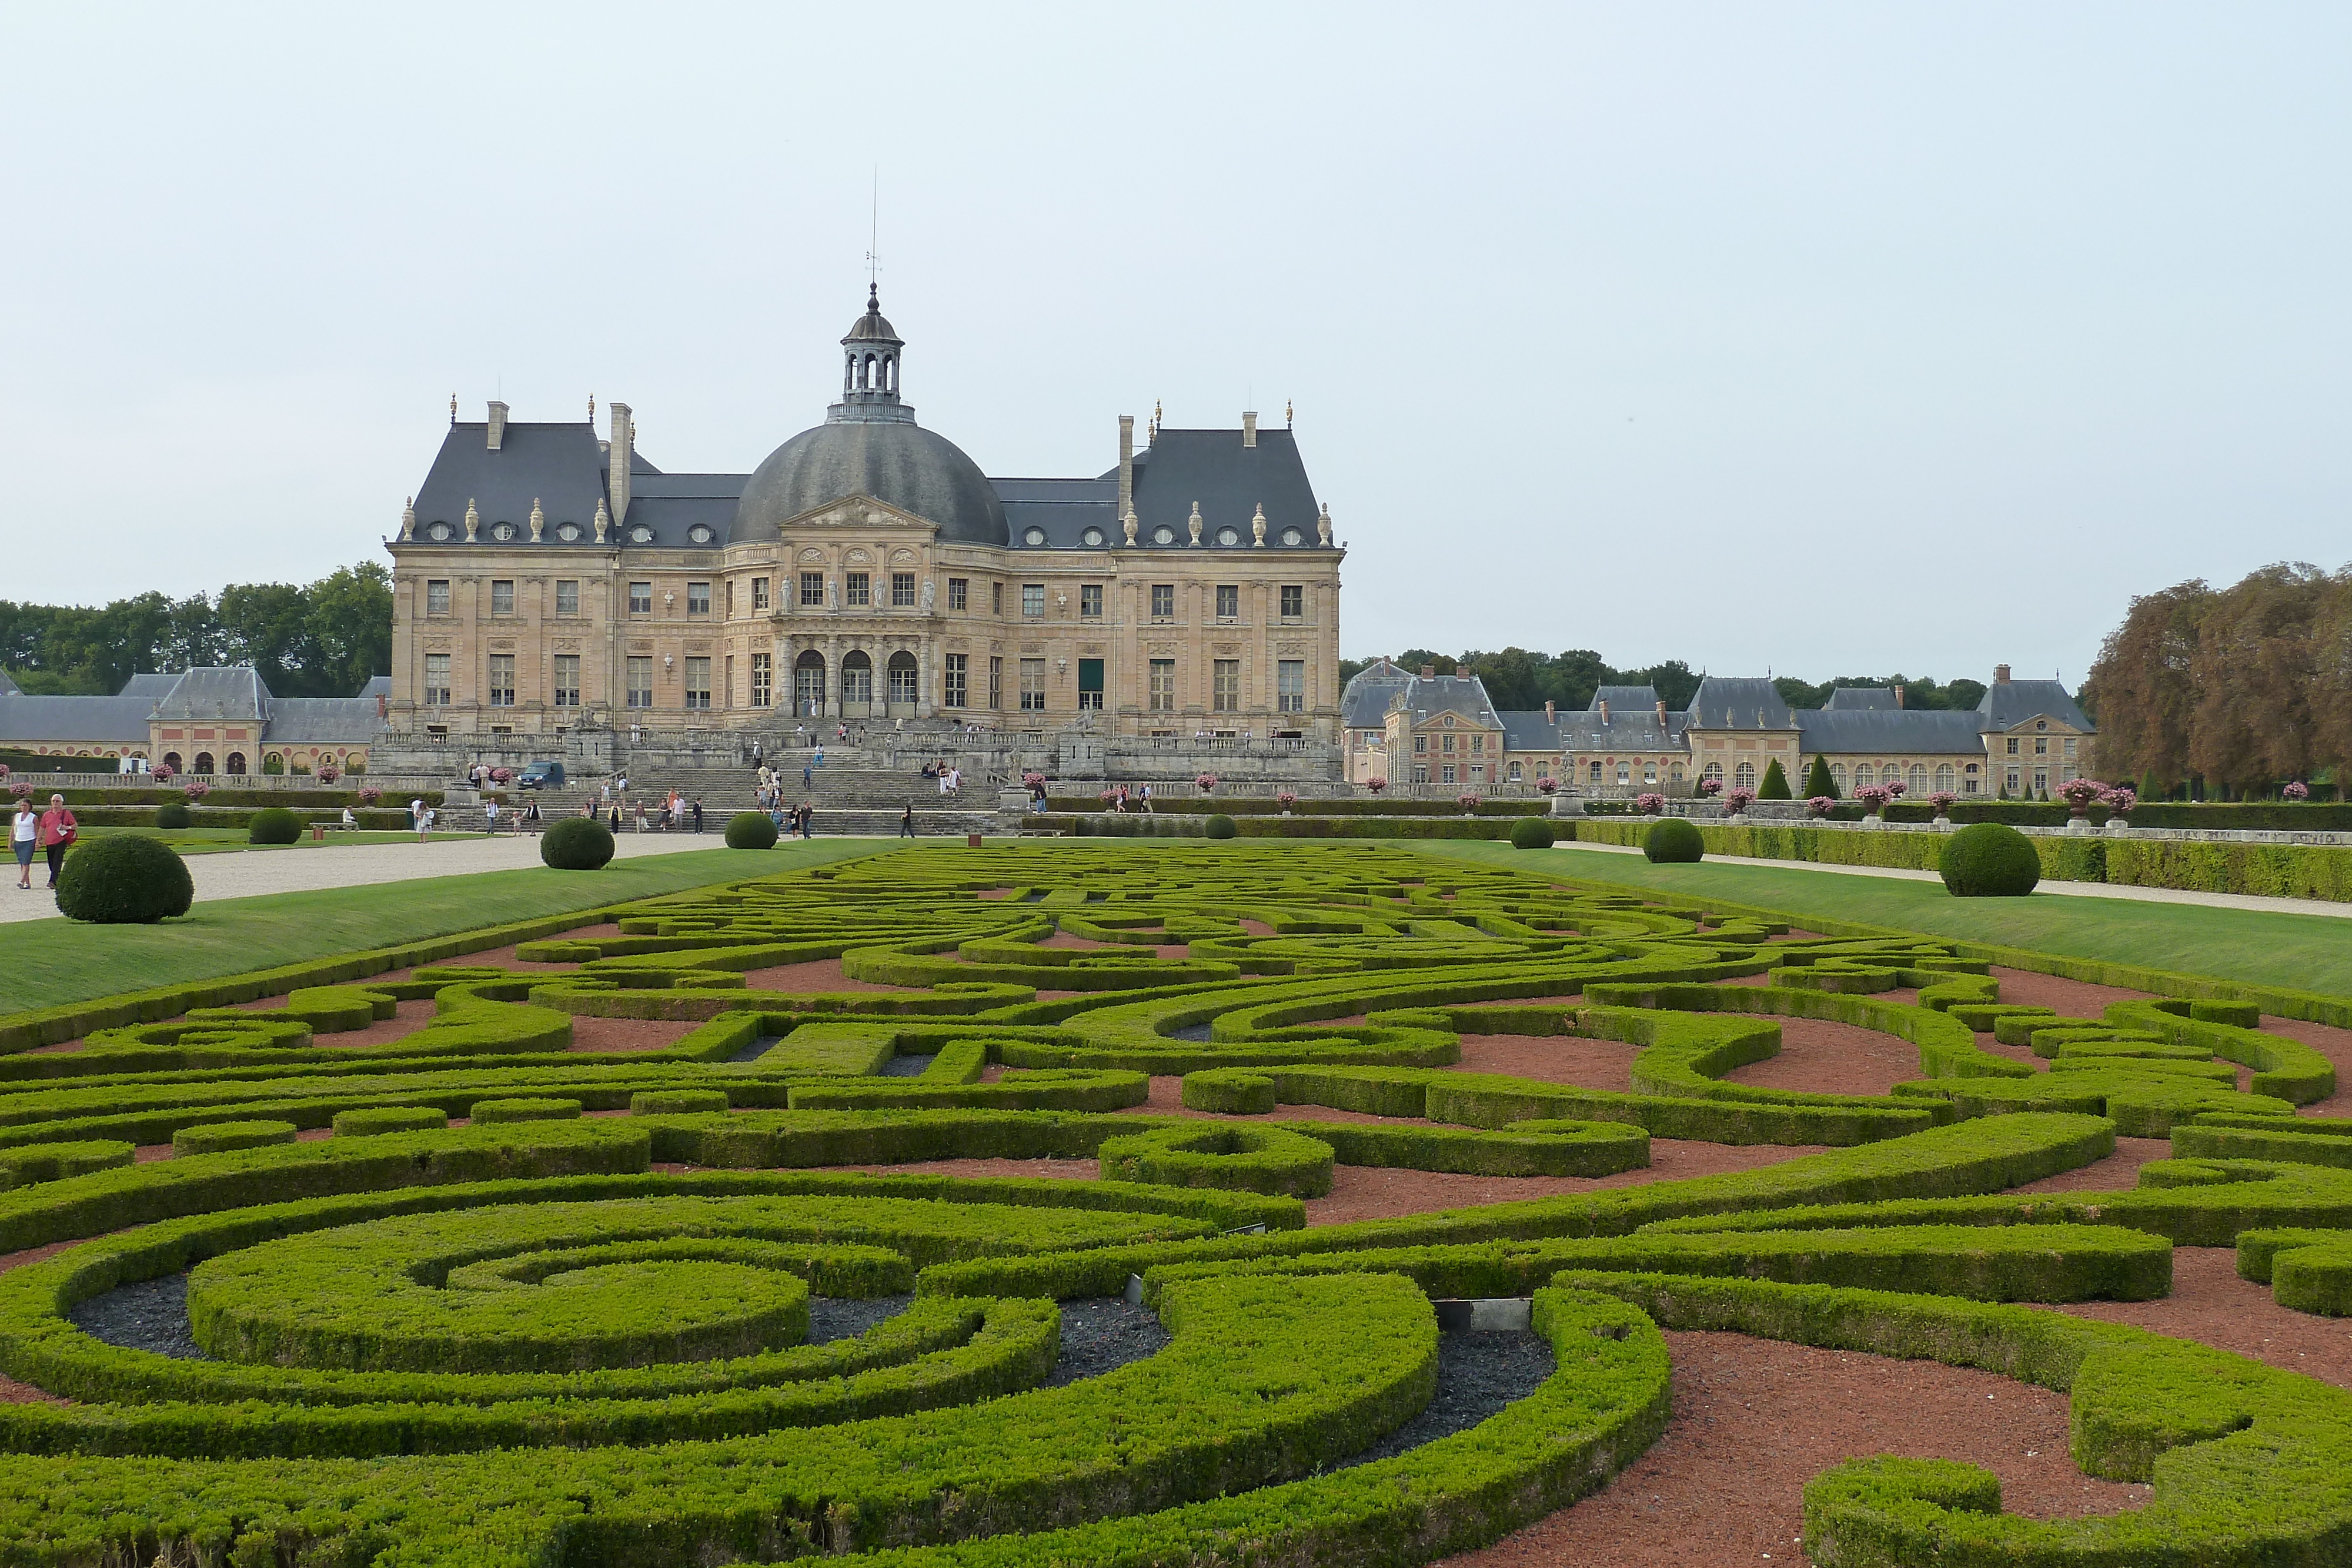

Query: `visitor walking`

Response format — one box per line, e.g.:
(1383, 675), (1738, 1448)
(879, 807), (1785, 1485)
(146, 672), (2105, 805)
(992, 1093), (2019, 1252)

(633, 801), (648, 833)
(608, 802), (622, 833)
(410, 797), (425, 831)
(416, 805), (436, 840)
(1139, 783), (1152, 813)
(523, 798), (543, 835)
(484, 798), (500, 834)
(691, 798), (704, 833)
(803, 762), (813, 790)
(12, 798), (37, 890)
(900, 804), (916, 838)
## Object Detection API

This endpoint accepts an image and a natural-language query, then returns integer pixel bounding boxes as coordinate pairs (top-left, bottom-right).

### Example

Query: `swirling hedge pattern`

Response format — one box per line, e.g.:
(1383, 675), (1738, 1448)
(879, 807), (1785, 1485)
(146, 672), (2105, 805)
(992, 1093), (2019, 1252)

(0, 841), (2349, 1564)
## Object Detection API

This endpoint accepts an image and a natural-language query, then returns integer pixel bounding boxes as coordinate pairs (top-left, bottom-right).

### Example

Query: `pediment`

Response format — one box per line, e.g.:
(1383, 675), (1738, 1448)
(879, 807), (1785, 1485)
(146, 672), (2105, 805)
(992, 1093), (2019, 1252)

(777, 493), (937, 535)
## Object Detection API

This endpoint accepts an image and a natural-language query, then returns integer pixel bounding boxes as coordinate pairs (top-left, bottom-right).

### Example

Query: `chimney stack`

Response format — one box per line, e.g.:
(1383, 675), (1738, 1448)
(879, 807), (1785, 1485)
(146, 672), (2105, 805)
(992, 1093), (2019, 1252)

(1994, 663), (2012, 685)
(1421, 664), (1435, 679)
(1894, 683), (1906, 709)
(1545, 700), (1556, 723)
(608, 403), (634, 527)
(1598, 700), (1611, 724)
(1656, 698), (1669, 726)
(1241, 410), (1258, 448)
(1117, 415), (1135, 523)
(486, 401), (508, 451)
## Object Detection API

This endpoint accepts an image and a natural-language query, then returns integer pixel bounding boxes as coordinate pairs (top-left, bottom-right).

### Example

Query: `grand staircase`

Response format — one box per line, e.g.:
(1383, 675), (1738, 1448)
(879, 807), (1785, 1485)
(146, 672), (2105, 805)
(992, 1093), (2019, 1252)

(467, 744), (1001, 838)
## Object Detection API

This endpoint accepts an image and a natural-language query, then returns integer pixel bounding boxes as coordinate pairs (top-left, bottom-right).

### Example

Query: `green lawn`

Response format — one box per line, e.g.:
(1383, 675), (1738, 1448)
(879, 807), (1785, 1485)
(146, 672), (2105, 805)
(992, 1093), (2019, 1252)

(1, 839), (880, 1014)
(1412, 840), (2352, 997)
(76, 826), (483, 855)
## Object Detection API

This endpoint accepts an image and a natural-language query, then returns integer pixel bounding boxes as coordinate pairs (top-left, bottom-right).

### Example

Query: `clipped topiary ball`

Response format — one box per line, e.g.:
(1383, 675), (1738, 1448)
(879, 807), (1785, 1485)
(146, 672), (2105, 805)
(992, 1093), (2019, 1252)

(1940, 821), (2042, 897)
(248, 807), (303, 845)
(54, 834), (194, 924)
(153, 803), (191, 829)
(540, 816), (616, 870)
(1643, 817), (1705, 864)
(1509, 818), (1555, 850)
(724, 811), (779, 850)
(1204, 814), (1238, 840)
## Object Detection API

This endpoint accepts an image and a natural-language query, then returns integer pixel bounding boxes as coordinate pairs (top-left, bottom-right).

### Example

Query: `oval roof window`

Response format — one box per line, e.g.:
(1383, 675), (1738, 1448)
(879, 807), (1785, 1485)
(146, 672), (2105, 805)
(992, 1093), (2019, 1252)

(425, 521), (453, 541)
(1023, 526), (1047, 546)
(629, 525), (653, 544)
(1080, 526), (1104, 547)
(1216, 526), (1241, 546)
(687, 524), (715, 544)
(1281, 527), (1303, 546)
(1152, 525), (1175, 545)
(555, 521), (581, 542)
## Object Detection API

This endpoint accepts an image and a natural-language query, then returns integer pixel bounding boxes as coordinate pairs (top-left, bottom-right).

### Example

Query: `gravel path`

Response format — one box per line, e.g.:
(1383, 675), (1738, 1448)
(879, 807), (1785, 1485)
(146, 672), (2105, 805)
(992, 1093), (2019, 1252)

(1338, 1329), (1556, 1469)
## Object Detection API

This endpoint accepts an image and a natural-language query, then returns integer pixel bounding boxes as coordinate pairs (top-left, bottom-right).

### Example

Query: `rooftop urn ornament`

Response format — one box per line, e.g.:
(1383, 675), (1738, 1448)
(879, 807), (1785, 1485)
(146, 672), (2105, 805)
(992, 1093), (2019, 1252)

(449, 393), (457, 425)
(593, 497), (609, 544)
(463, 499), (479, 543)
(1317, 502), (1332, 546)
(1188, 502), (1204, 546)
(1251, 504), (1268, 547)
(1285, 399), (1294, 429)
(1122, 509), (1138, 546)
(588, 393), (596, 423)
(1150, 399), (1162, 442)
(398, 497), (416, 543)
(527, 497), (544, 543)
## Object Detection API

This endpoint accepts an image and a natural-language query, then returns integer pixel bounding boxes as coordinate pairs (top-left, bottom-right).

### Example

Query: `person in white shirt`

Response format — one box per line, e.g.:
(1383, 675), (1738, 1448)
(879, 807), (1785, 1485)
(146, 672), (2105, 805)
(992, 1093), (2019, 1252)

(485, 798), (500, 834)
(339, 807), (356, 830)
(11, 801), (37, 890)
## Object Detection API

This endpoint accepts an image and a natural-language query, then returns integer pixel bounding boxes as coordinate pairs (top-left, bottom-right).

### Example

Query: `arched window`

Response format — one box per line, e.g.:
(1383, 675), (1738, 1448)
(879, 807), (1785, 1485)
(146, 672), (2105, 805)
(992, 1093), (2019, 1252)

(1935, 763), (1955, 791)
(1615, 763), (1630, 785)
(1830, 762), (1847, 790)
(194, 752), (215, 775)
(1909, 764), (1929, 793)
(887, 650), (920, 706)
(1735, 761), (1756, 788)
(1669, 763), (1685, 783)
(163, 751), (183, 773)
(1853, 763), (1875, 788)
(1643, 763), (1657, 785)
(1507, 761), (1522, 781)
(840, 650), (873, 710)
(225, 753), (246, 776)
(1588, 761), (1603, 782)
(1702, 761), (1723, 783)
(793, 650), (827, 717)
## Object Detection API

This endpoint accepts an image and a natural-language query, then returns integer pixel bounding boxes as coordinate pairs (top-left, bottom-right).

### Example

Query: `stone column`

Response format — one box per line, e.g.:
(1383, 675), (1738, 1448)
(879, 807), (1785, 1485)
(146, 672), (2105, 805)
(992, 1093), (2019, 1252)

(916, 636), (933, 718)
(824, 635), (841, 718)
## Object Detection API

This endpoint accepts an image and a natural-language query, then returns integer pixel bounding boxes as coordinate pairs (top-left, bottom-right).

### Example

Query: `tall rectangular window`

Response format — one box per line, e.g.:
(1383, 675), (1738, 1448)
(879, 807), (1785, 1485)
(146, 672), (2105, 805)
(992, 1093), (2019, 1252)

(943, 652), (967, 708)
(1019, 657), (1047, 711)
(1150, 659), (1176, 711)
(554, 580), (579, 617)
(846, 571), (870, 607)
(891, 571), (916, 607)
(423, 653), (450, 705)
(948, 577), (967, 611)
(988, 656), (1003, 710)
(991, 581), (1004, 614)
(1079, 584), (1102, 618)
(686, 581), (710, 616)
(1021, 583), (1045, 618)
(1212, 658), (1240, 712)
(683, 656), (711, 710)
(750, 651), (771, 707)
(1077, 657), (1104, 710)
(725, 580), (736, 617)
(800, 572), (824, 607)
(1215, 584), (1239, 620)
(1151, 583), (1174, 619)
(1279, 584), (1304, 620)
(724, 654), (734, 707)
(553, 654), (580, 707)
(751, 576), (770, 610)
(490, 580), (514, 616)
(426, 580), (451, 617)
(629, 581), (652, 615)
(486, 654), (515, 707)
(626, 657), (652, 708)
(1278, 659), (1305, 713)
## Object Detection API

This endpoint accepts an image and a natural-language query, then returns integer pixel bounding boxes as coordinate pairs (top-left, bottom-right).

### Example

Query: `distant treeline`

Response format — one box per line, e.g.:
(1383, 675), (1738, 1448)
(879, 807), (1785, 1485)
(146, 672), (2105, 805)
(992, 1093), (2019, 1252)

(2085, 561), (2350, 795)
(0, 563), (392, 700)
(1339, 648), (1988, 717)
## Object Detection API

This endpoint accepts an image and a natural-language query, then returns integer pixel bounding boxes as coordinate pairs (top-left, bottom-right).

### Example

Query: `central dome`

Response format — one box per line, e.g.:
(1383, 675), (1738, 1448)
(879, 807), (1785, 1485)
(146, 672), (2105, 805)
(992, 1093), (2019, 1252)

(735, 421), (1008, 544)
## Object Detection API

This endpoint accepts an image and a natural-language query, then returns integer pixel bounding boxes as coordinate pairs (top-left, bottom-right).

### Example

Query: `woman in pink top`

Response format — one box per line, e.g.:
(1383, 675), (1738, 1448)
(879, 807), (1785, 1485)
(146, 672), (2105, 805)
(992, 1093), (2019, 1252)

(36, 794), (77, 889)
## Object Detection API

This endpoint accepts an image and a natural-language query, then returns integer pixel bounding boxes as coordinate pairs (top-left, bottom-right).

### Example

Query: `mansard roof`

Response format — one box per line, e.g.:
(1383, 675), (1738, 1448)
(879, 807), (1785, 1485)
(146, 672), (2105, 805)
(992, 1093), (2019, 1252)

(1395, 673), (1502, 728)
(410, 422), (614, 547)
(1123, 428), (1325, 549)
(1685, 677), (1794, 729)
(1824, 686), (1900, 710)
(1979, 678), (2092, 732)
(1589, 685), (1661, 711)
(1796, 708), (1987, 755)
(1338, 658), (1412, 728)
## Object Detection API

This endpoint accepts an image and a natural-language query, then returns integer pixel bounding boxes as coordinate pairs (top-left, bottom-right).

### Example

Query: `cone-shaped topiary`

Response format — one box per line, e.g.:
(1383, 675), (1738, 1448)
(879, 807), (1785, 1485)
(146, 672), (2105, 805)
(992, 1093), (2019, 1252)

(724, 811), (779, 850)
(248, 807), (302, 845)
(1205, 814), (1238, 840)
(54, 834), (193, 924)
(1939, 821), (2041, 897)
(153, 803), (191, 829)
(1758, 758), (1792, 800)
(1508, 818), (1555, 850)
(540, 816), (616, 870)
(1643, 817), (1704, 864)
(2137, 770), (2162, 804)
(1802, 754), (1836, 799)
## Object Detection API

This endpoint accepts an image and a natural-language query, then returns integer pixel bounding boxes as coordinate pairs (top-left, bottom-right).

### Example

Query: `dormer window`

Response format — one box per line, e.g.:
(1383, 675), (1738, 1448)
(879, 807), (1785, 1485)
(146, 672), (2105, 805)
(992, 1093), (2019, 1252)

(555, 521), (582, 543)
(425, 521), (453, 541)
(1215, 526), (1241, 546)
(489, 521), (517, 541)
(628, 525), (653, 544)
(1081, 526), (1105, 547)
(1023, 526), (1047, 546)
(1152, 526), (1175, 545)
(687, 524), (716, 544)
(1280, 527), (1302, 546)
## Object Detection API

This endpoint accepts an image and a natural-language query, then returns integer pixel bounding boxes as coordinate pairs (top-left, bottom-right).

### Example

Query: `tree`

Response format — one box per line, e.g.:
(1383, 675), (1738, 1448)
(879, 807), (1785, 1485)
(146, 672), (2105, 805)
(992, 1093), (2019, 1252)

(1802, 754), (1836, 798)
(2184, 564), (2328, 794)
(1758, 758), (1792, 799)
(2083, 579), (2214, 789)
(303, 564), (394, 697)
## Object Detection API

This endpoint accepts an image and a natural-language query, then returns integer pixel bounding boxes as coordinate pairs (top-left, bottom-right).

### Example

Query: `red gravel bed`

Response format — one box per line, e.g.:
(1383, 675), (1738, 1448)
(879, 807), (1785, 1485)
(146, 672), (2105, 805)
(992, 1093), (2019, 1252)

(1720, 1017), (1922, 1098)
(2050, 1246), (2352, 1390)
(567, 1017), (696, 1054)
(1442, 1331), (2147, 1568)
(1455, 1032), (1633, 1092)
(2007, 1135), (2171, 1193)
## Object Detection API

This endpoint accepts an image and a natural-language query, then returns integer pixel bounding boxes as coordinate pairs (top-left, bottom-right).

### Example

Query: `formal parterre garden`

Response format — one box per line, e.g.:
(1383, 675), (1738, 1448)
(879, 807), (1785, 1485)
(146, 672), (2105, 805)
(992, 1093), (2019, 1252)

(7, 841), (2352, 1566)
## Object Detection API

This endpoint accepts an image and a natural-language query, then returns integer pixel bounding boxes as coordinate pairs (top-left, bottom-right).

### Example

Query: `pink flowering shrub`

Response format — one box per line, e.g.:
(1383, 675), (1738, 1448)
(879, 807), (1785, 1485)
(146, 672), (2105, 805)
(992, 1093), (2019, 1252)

(318, 764), (342, 785)
(0, 764), (9, 780)
(1854, 785), (1893, 813)
(2100, 784), (2137, 815)
(1021, 771), (1045, 790)
(1535, 776), (1559, 794)
(2285, 781), (2311, 801)
(357, 787), (382, 807)
(1927, 791), (1957, 813)
(8, 781), (30, 801)
(1275, 791), (1299, 808)
(1098, 789), (1120, 805)
(1695, 777), (1722, 798)
(1724, 787), (1757, 813)
(1806, 795), (1836, 817)
(2058, 777), (2106, 810)
(488, 767), (513, 785)
(1457, 793), (1481, 812)
(1634, 792), (1665, 815)
(1195, 773), (1219, 793)
(152, 764), (175, 782)
(182, 780), (211, 802)
(1884, 780), (1907, 799)
(1365, 776), (1388, 794)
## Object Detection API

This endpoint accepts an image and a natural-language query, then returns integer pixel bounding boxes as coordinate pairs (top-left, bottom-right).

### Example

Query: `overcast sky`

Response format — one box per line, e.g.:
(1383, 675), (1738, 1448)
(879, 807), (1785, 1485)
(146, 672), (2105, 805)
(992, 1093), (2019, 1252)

(4, 4), (2345, 684)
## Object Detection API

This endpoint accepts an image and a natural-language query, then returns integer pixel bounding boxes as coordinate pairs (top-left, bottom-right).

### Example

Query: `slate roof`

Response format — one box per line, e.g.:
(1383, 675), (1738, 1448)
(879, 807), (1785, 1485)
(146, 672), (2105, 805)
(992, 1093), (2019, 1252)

(1685, 677), (1795, 729)
(0, 692), (155, 744)
(627, 473), (746, 549)
(1338, 658), (1412, 728)
(1979, 678), (2092, 732)
(265, 697), (384, 744)
(0, 669), (387, 753)
(1395, 673), (1502, 728)
(1589, 686), (1661, 712)
(356, 676), (392, 700)
(1121, 429), (1327, 551)
(0, 670), (17, 697)
(410, 422), (615, 548)
(1796, 709), (1987, 755)
(995, 476), (1120, 549)
(1824, 687), (1899, 710)
(151, 667), (269, 723)
(117, 673), (181, 700)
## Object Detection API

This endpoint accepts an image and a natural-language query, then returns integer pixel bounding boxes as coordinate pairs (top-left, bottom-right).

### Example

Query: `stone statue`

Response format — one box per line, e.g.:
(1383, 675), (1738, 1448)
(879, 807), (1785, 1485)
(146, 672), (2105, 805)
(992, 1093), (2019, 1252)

(921, 578), (937, 612)
(399, 497), (416, 543)
(593, 498), (609, 544)
(463, 499), (480, 543)
(1317, 502), (1332, 546)
(826, 576), (838, 611)
(1122, 510), (1138, 546)
(528, 497), (545, 543)
(1188, 502), (1204, 546)
(1251, 504), (1267, 547)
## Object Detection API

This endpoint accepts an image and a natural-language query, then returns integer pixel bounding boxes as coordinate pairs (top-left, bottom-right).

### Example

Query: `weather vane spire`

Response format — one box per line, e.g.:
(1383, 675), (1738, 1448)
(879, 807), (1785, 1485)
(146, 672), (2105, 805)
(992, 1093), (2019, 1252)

(866, 167), (881, 290)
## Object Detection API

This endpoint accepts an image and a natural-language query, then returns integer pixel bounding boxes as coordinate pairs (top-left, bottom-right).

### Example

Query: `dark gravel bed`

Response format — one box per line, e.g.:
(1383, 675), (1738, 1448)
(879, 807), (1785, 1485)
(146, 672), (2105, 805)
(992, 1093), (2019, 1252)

(1335, 1329), (1556, 1469)
(70, 1273), (209, 1360)
(878, 1053), (936, 1078)
(1169, 1024), (1214, 1042)
(729, 1034), (785, 1063)
(1047, 1298), (1172, 1385)
(808, 1293), (913, 1343)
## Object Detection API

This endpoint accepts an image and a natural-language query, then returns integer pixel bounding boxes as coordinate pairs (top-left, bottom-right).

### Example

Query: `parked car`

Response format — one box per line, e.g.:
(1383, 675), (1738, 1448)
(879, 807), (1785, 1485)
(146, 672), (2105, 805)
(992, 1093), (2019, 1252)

(517, 760), (566, 790)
